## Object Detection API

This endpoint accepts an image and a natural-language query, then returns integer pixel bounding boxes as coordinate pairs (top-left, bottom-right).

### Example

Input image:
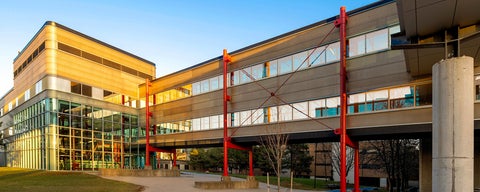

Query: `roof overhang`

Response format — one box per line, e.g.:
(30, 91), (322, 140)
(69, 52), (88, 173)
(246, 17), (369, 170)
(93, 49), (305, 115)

(393, 0), (480, 77)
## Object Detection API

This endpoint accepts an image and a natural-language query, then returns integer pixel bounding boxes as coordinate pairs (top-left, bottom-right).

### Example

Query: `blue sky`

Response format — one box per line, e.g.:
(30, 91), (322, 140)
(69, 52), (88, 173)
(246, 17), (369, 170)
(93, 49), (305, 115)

(0, 0), (378, 96)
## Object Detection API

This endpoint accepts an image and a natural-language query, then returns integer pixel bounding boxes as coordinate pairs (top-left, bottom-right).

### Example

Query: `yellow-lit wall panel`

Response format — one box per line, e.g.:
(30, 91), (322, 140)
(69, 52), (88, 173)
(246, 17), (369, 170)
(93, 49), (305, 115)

(55, 51), (141, 97)
(55, 27), (155, 77)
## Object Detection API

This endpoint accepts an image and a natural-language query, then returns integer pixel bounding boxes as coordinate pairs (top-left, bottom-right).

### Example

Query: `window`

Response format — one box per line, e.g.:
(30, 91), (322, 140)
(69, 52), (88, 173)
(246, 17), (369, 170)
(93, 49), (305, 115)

(210, 77), (219, 91)
(476, 76), (480, 100)
(182, 84), (192, 97)
(251, 64), (264, 80)
(192, 82), (201, 95)
(293, 51), (308, 71)
(218, 76), (223, 89)
(366, 90), (388, 111)
(326, 42), (340, 63)
(309, 46), (326, 66)
(184, 120), (192, 132)
(349, 35), (366, 57)
(35, 80), (43, 94)
(71, 82), (81, 95)
(81, 84), (92, 97)
(366, 29), (388, 53)
(348, 93), (366, 113)
(25, 90), (30, 101)
(309, 99), (325, 117)
(240, 67), (252, 84)
(269, 106), (278, 123)
(278, 105), (292, 121)
(390, 86), (414, 109)
(292, 102), (308, 120)
(232, 71), (240, 85)
(278, 56), (292, 75)
(251, 109), (264, 124)
(415, 84), (432, 106)
(389, 25), (401, 35)
(240, 110), (252, 126)
(267, 60), (278, 77)
(210, 115), (219, 129)
(192, 118), (201, 131)
(8, 102), (12, 111)
(231, 112), (240, 127)
(323, 97), (340, 116)
(201, 117), (210, 130)
(201, 79), (209, 93)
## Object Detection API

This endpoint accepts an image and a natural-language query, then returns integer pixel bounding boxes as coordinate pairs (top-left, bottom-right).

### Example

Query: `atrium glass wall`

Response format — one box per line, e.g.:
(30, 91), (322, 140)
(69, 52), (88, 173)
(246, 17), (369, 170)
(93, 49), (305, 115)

(5, 98), (140, 170)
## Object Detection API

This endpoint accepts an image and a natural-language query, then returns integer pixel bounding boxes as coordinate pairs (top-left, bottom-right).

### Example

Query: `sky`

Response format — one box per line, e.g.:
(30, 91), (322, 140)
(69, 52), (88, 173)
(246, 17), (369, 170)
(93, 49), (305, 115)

(0, 0), (378, 97)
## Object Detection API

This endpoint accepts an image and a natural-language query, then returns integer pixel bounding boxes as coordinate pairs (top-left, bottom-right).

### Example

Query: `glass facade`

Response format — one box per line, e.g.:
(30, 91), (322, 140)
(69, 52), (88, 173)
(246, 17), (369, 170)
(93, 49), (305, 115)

(138, 25), (401, 107)
(5, 98), (141, 170)
(154, 82), (436, 134)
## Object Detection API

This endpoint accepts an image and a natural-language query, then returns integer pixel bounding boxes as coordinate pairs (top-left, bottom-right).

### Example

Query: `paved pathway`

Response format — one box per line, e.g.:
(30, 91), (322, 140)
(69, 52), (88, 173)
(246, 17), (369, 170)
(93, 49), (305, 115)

(101, 172), (325, 192)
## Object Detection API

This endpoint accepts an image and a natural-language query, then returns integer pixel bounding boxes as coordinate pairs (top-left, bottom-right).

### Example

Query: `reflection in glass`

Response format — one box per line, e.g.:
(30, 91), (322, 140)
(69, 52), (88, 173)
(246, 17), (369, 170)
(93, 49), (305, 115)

(292, 51), (308, 71)
(240, 67), (252, 84)
(323, 97), (339, 117)
(349, 35), (366, 57)
(310, 46), (326, 66)
(348, 93), (366, 113)
(366, 90), (388, 111)
(366, 29), (388, 53)
(415, 84), (432, 106)
(278, 57), (292, 75)
(326, 43), (340, 63)
(292, 102), (308, 120)
(390, 86), (414, 109)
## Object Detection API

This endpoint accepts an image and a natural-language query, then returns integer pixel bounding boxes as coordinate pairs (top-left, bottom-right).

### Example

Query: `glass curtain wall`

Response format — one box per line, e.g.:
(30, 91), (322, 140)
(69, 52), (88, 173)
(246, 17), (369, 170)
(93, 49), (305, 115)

(5, 98), (140, 170)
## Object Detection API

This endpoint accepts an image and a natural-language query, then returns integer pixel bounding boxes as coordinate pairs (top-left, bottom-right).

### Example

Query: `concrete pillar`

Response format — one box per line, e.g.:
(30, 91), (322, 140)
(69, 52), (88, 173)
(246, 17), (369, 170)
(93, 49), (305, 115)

(419, 139), (432, 192)
(432, 56), (474, 192)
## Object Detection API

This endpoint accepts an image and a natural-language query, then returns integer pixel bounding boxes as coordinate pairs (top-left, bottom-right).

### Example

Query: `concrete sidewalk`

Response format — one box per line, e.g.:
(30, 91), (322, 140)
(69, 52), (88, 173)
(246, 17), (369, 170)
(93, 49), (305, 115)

(101, 172), (323, 192)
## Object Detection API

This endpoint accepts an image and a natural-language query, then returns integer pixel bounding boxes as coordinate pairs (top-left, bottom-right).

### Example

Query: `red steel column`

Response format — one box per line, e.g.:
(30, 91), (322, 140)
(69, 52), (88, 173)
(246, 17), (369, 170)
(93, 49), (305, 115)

(336, 6), (348, 192)
(173, 150), (177, 168)
(249, 150), (254, 176)
(145, 79), (151, 167)
(222, 49), (232, 177)
(354, 148), (360, 192)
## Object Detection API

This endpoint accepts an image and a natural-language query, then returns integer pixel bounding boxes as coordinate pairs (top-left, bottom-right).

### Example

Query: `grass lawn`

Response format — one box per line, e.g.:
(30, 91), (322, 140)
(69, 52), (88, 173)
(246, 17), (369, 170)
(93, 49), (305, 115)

(0, 167), (143, 192)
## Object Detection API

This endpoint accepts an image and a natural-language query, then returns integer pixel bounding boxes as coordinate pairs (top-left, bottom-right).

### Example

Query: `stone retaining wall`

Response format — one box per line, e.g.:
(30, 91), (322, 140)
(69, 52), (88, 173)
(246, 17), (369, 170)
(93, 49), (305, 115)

(194, 177), (258, 189)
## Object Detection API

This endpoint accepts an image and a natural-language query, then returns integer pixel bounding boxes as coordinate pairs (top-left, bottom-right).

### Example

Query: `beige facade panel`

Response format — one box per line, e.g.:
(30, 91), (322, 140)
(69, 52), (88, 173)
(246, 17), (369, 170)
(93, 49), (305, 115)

(55, 51), (141, 97)
(54, 26), (155, 77)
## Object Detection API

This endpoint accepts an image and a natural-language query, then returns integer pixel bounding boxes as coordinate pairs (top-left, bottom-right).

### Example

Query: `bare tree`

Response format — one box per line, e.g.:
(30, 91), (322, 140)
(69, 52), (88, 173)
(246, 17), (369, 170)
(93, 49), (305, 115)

(368, 139), (419, 192)
(259, 123), (289, 192)
(330, 142), (355, 182)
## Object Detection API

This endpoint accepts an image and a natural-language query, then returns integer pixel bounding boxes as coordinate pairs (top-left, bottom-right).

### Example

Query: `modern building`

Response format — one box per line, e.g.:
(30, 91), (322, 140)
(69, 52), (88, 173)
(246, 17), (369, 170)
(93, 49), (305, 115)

(0, 0), (479, 191)
(0, 21), (155, 170)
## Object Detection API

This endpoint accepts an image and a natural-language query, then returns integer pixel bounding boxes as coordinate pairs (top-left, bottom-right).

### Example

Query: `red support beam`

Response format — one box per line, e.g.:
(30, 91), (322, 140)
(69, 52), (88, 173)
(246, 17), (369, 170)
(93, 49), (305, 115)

(335, 6), (348, 192)
(334, 6), (360, 192)
(145, 78), (152, 167)
(249, 150), (254, 176)
(227, 142), (250, 151)
(222, 49), (232, 177)
(173, 150), (177, 168)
